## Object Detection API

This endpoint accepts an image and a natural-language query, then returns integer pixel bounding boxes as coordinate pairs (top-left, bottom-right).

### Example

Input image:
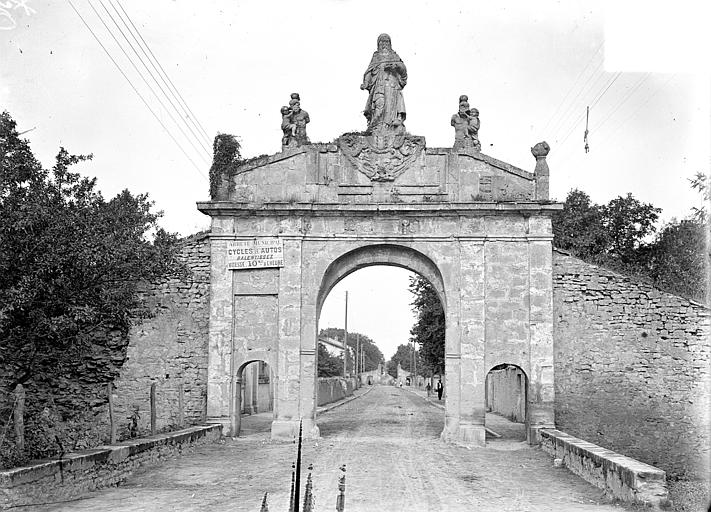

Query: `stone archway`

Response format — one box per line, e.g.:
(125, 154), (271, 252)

(485, 363), (528, 441)
(199, 131), (559, 446)
(232, 359), (275, 437)
(313, 243), (448, 431)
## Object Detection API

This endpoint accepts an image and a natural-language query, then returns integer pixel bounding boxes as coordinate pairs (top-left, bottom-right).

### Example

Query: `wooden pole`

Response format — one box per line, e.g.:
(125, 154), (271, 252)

(107, 382), (117, 444)
(178, 382), (184, 428)
(14, 384), (25, 451)
(150, 382), (157, 435)
(343, 291), (348, 378)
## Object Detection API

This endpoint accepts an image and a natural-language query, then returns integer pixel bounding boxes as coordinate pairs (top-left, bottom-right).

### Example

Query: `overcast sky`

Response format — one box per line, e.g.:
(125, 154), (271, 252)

(2, 0), (709, 359)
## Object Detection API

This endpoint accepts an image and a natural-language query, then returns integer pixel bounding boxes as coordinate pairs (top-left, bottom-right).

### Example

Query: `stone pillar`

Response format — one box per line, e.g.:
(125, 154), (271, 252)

(251, 363), (259, 413)
(532, 141), (550, 201)
(206, 233), (234, 419)
(455, 242), (487, 446)
(272, 238), (318, 440)
(527, 237), (555, 441)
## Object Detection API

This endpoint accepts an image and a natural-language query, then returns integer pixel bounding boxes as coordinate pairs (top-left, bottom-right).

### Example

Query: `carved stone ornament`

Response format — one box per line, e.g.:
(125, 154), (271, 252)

(337, 133), (425, 182)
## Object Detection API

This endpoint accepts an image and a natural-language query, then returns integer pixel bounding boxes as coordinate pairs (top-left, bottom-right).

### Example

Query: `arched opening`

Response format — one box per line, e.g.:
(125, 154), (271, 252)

(315, 244), (447, 437)
(234, 359), (275, 437)
(484, 363), (528, 443)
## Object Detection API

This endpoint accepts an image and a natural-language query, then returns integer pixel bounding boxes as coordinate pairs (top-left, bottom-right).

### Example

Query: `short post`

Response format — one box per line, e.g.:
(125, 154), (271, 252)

(14, 384), (25, 451)
(177, 382), (184, 428)
(150, 382), (157, 435)
(336, 464), (346, 512)
(107, 382), (117, 444)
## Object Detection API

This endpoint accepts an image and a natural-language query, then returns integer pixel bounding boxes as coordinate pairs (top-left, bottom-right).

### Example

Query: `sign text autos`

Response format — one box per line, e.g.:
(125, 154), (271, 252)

(227, 239), (283, 269)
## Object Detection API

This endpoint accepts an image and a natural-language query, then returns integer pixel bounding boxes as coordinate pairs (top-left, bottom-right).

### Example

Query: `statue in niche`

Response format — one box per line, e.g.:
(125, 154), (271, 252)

(280, 92), (310, 149)
(451, 95), (481, 151)
(360, 33), (407, 135)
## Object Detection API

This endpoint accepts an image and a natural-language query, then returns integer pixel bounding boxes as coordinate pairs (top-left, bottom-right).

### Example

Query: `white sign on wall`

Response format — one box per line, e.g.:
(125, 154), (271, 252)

(227, 239), (284, 270)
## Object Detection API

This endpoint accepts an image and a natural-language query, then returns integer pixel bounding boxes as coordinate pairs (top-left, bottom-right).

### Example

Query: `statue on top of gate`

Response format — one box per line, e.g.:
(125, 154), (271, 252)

(337, 33), (424, 182)
(360, 33), (408, 137)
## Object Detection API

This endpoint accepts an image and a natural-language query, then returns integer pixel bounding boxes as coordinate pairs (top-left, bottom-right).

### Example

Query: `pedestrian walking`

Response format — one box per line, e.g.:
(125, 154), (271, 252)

(436, 379), (443, 400)
(425, 381), (432, 397)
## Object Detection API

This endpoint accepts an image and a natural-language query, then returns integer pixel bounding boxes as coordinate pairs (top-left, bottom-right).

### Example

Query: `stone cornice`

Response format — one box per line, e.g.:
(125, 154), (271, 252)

(197, 201), (563, 217)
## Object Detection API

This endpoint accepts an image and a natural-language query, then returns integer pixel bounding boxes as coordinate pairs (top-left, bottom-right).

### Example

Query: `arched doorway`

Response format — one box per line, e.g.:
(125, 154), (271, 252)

(485, 363), (528, 443)
(232, 359), (275, 437)
(313, 244), (453, 437)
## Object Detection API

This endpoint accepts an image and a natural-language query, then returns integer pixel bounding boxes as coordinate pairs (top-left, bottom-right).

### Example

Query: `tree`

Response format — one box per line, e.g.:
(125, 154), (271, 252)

(317, 342), (343, 377)
(553, 189), (660, 270)
(386, 343), (423, 379)
(318, 327), (384, 375)
(601, 193), (660, 265)
(648, 219), (707, 303)
(408, 275), (444, 376)
(552, 189), (607, 259)
(0, 111), (178, 463)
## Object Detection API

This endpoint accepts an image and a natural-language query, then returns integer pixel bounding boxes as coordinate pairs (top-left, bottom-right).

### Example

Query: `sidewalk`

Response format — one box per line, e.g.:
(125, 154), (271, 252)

(401, 384), (527, 442)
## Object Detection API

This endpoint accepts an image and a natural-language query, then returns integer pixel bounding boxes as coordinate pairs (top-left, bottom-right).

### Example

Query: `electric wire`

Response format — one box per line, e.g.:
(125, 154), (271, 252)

(542, 41), (604, 136)
(114, 0), (212, 144)
(554, 71), (623, 153)
(106, 0), (212, 151)
(66, 0), (208, 179)
(89, 0), (211, 164)
(548, 58), (605, 140)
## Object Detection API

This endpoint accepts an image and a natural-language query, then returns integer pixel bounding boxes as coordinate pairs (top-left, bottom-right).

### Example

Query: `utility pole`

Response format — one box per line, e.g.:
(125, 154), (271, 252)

(343, 291), (348, 378)
(356, 333), (360, 378)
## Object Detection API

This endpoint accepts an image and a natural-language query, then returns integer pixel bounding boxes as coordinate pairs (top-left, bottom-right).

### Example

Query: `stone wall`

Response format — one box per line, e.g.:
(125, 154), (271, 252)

(317, 377), (357, 406)
(553, 249), (710, 479)
(110, 233), (211, 439)
(539, 428), (668, 507)
(0, 424), (221, 509)
(486, 365), (526, 422)
(0, 233), (211, 467)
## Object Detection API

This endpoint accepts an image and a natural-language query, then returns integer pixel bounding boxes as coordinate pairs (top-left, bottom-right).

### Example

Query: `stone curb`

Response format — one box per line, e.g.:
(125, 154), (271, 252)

(539, 428), (668, 508)
(317, 385), (374, 414)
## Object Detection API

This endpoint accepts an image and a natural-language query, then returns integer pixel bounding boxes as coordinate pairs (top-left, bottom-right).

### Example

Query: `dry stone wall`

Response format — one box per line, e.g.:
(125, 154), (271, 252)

(553, 249), (710, 479)
(110, 233), (211, 438)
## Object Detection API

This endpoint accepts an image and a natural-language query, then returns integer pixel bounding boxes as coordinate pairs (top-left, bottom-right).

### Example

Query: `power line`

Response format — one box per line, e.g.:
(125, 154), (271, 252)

(88, 0), (211, 163)
(548, 58), (606, 140)
(66, 0), (207, 180)
(542, 41), (604, 135)
(595, 73), (651, 132)
(114, 0), (212, 144)
(106, 0), (212, 150)
(554, 71), (623, 152)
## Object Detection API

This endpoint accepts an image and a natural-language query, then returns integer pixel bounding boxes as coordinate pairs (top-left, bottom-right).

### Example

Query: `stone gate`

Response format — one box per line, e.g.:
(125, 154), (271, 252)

(197, 34), (561, 446)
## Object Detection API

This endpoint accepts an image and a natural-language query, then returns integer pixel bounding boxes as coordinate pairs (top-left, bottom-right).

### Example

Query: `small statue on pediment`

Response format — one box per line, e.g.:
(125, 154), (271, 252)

(451, 95), (481, 151)
(280, 93), (310, 149)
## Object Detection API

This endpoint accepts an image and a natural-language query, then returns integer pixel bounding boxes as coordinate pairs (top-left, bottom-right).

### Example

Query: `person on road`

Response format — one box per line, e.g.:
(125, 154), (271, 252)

(436, 379), (443, 400)
(425, 381), (432, 397)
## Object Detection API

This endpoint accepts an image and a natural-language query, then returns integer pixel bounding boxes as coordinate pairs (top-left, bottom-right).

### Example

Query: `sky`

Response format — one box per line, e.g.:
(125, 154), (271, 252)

(1, 0), (709, 359)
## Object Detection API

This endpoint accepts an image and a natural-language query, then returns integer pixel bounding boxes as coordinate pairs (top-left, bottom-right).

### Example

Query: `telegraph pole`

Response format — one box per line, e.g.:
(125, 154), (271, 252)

(343, 291), (348, 378)
(356, 333), (360, 378)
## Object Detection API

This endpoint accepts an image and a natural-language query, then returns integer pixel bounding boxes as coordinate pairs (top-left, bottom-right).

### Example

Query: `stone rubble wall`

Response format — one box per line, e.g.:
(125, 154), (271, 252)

(110, 233), (211, 439)
(553, 250), (710, 480)
(317, 377), (357, 406)
(0, 424), (221, 509)
(486, 366), (526, 422)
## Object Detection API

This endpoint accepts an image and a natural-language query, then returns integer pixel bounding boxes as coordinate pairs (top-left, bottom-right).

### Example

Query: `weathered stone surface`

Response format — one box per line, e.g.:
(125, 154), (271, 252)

(200, 161), (559, 447)
(0, 424), (221, 509)
(553, 249), (710, 480)
(539, 428), (668, 507)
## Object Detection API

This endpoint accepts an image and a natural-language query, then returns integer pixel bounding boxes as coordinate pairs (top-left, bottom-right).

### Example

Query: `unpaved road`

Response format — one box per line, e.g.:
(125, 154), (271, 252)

(38, 386), (634, 511)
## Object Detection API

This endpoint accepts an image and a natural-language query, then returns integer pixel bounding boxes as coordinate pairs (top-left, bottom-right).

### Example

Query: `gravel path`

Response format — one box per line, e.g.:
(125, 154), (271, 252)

(39, 385), (636, 512)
